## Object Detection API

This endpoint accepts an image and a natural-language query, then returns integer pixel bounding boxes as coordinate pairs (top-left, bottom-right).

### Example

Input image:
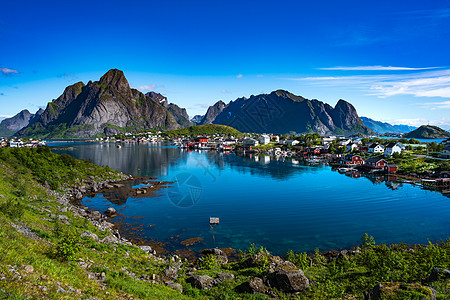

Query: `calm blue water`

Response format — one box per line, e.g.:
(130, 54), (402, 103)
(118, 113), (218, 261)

(50, 142), (450, 255)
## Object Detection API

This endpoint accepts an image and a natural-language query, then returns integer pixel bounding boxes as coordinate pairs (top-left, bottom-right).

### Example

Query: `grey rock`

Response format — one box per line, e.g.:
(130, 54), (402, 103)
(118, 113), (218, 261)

(57, 286), (67, 293)
(100, 235), (119, 244)
(201, 248), (228, 264)
(425, 268), (450, 283)
(268, 261), (309, 292)
(214, 272), (235, 285)
(236, 277), (266, 294)
(80, 231), (99, 241)
(165, 281), (183, 293)
(90, 211), (102, 221)
(22, 265), (34, 273)
(162, 266), (178, 280)
(186, 275), (214, 290)
(104, 207), (116, 217)
(138, 245), (152, 253)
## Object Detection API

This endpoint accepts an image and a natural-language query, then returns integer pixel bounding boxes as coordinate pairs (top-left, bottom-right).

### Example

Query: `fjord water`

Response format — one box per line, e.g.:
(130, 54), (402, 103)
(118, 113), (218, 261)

(51, 142), (450, 255)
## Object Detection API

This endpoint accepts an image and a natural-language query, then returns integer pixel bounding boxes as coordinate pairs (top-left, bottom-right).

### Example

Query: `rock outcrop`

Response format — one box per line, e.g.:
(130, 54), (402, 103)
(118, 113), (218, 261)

(18, 69), (182, 138)
(0, 109), (42, 137)
(203, 90), (373, 135)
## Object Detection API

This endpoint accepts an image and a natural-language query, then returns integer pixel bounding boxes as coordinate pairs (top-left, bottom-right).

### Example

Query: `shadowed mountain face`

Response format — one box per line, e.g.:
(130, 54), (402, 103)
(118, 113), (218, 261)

(18, 69), (182, 138)
(0, 108), (43, 137)
(202, 90), (373, 135)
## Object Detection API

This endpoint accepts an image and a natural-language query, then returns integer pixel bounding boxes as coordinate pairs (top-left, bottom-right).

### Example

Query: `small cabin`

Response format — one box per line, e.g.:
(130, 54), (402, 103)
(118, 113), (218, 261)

(384, 164), (398, 173)
(364, 157), (388, 168)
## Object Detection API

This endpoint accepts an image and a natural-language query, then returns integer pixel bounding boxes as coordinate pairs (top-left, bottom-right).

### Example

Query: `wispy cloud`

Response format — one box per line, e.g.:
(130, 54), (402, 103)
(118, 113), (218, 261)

(319, 66), (439, 71)
(221, 89), (230, 93)
(138, 84), (165, 91)
(295, 69), (450, 99)
(400, 8), (450, 20)
(0, 67), (19, 76)
(236, 74), (243, 79)
(57, 72), (78, 80)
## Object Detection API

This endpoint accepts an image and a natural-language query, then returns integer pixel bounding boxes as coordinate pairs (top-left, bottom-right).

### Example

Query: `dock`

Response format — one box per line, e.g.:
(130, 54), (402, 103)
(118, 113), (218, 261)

(209, 217), (219, 225)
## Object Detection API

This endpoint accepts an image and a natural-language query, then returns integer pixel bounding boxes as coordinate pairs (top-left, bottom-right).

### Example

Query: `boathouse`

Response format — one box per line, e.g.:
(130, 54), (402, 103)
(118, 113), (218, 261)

(339, 154), (363, 166)
(384, 164), (398, 173)
(364, 157), (388, 168)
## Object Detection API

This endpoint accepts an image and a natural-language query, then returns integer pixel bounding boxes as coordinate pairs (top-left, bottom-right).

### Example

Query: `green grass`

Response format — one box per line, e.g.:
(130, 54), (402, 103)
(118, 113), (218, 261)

(162, 124), (244, 138)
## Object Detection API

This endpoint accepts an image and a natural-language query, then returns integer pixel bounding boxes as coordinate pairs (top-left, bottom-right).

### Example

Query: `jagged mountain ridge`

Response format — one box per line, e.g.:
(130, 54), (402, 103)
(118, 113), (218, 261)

(147, 91), (193, 127)
(203, 90), (373, 135)
(18, 69), (184, 138)
(360, 116), (417, 134)
(0, 109), (43, 137)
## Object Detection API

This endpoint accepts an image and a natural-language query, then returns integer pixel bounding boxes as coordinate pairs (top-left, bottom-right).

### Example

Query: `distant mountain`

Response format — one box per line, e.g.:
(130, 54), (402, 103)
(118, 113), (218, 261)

(404, 125), (450, 139)
(191, 115), (204, 125)
(202, 90), (373, 135)
(360, 117), (417, 134)
(18, 69), (183, 138)
(0, 109), (43, 137)
(200, 100), (227, 125)
(166, 103), (193, 127)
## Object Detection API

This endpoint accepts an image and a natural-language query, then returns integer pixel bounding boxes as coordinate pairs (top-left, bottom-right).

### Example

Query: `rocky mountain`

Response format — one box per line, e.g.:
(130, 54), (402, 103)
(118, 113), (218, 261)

(0, 109), (43, 137)
(360, 117), (417, 134)
(191, 115), (204, 125)
(18, 69), (181, 138)
(203, 90), (373, 135)
(146, 91), (168, 108)
(166, 103), (193, 127)
(199, 100), (228, 125)
(404, 125), (450, 139)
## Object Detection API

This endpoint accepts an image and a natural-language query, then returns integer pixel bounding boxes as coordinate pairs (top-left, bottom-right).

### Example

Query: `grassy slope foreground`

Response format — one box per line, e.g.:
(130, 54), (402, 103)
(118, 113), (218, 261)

(1, 148), (450, 299)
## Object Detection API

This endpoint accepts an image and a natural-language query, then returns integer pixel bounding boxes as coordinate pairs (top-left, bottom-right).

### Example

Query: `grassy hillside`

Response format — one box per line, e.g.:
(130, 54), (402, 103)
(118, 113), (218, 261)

(162, 124), (244, 138)
(1, 147), (450, 299)
(404, 125), (450, 139)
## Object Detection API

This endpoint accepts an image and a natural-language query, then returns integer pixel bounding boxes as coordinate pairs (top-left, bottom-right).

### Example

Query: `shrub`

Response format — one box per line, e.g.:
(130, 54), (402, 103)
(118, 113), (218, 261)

(0, 199), (26, 219)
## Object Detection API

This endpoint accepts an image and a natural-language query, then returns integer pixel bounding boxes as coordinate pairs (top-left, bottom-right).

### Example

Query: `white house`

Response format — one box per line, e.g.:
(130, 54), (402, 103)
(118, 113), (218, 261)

(368, 143), (384, 154)
(340, 139), (352, 146)
(286, 140), (299, 146)
(258, 135), (271, 145)
(441, 144), (450, 159)
(346, 143), (359, 152)
(243, 138), (259, 147)
(384, 142), (404, 156)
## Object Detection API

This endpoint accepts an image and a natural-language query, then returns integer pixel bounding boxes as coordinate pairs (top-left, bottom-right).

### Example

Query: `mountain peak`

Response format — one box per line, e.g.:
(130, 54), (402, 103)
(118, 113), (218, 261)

(99, 69), (130, 90)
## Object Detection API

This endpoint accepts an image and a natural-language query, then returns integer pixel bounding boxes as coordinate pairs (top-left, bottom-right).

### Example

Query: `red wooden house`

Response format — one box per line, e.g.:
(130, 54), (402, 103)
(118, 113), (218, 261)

(364, 157), (388, 168)
(384, 164), (398, 173)
(340, 154), (363, 166)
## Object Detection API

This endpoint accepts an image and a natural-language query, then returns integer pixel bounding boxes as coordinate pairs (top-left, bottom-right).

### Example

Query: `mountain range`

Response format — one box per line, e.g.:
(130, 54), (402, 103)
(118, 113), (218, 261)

(2, 69), (420, 138)
(198, 90), (373, 135)
(14, 69), (193, 138)
(360, 117), (417, 134)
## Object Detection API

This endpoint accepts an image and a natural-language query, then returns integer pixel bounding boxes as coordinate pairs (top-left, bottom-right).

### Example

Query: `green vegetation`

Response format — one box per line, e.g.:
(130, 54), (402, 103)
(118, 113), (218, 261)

(162, 124), (244, 138)
(1, 147), (450, 299)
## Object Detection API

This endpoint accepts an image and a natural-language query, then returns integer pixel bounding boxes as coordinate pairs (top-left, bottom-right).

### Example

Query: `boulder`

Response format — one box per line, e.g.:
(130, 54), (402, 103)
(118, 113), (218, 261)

(162, 266), (178, 280)
(424, 268), (450, 283)
(100, 235), (120, 244)
(80, 231), (99, 241)
(138, 245), (153, 253)
(369, 282), (436, 300)
(186, 275), (214, 290)
(236, 277), (266, 294)
(22, 265), (34, 273)
(90, 211), (102, 221)
(165, 281), (183, 293)
(104, 207), (116, 217)
(268, 261), (309, 292)
(247, 252), (283, 272)
(201, 248), (228, 264)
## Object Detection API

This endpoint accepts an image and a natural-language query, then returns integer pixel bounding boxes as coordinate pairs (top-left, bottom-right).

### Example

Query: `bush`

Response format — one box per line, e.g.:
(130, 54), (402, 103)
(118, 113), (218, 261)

(0, 199), (26, 219)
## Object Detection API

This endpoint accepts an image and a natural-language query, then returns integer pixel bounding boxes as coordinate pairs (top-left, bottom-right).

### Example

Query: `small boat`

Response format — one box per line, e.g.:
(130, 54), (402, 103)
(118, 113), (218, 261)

(209, 217), (219, 225)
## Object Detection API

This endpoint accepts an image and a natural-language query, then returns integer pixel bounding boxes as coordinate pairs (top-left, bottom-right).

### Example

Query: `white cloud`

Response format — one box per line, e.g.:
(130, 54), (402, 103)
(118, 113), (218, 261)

(138, 84), (159, 91)
(318, 66), (439, 71)
(294, 69), (450, 99)
(221, 89), (229, 93)
(236, 74), (243, 79)
(0, 67), (19, 76)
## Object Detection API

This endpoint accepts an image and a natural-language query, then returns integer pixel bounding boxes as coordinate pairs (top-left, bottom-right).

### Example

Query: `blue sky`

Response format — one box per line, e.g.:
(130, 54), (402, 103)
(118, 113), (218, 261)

(1, 0), (450, 128)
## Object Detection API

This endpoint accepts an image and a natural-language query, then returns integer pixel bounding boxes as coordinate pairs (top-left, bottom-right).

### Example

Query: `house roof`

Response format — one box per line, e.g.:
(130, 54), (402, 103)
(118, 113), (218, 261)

(369, 143), (382, 149)
(365, 157), (387, 163)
